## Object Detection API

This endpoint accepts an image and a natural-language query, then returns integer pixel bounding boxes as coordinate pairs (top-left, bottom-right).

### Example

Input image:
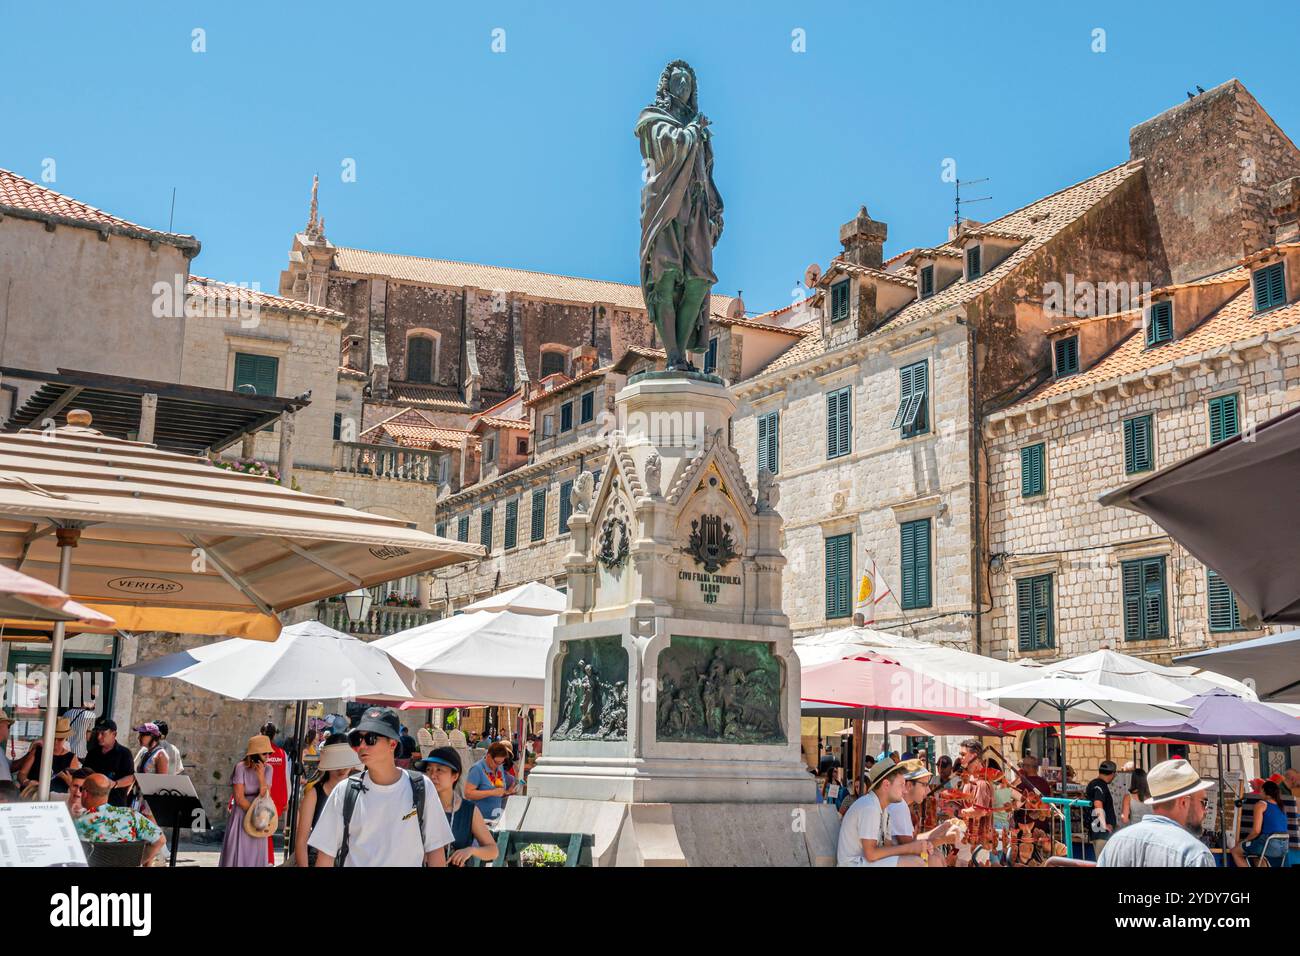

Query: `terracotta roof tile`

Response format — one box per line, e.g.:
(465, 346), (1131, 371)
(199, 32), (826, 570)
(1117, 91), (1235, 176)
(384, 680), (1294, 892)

(475, 416), (531, 431)
(753, 320), (823, 374)
(361, 408), (470, 450)
(332, 246), (737, 315)
(523, 366), (608, 406)
(0, 167), (199, 250)
(386, 383), (470, 412)
(188, 276), (345, 321)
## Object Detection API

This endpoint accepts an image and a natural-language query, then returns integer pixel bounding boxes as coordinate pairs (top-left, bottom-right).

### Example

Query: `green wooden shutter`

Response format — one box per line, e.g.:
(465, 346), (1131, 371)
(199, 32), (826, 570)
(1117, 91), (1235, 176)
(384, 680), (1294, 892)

(1016, 578), (1034, 651)
(1208, 394), (1240, 445)
(831, 280), (850, 321)
(920, 266), (934, 298)
(1021, 443), (1045, 497)
(580, 391), (594, 424)
(1207, 569), (1241, 632)
(560, 402), (573, 432)
(436, 521), (448, 539)
(531, 489), (546, 542)
(1141, 558), (1166, 639)
(1122, 560), (1142, 640)
(824, 534), (852, 619)
(457, 515), (469, 542)
(902, 361), (929, 437)
(966, 246), (981, 279)
(1032, 575), (1053, 650)
(1054, 336), (1079, 377)
(891, 364), (914, 430)
(480, 508), (493, 553)
(826, 388), (850, 458)
(900, 519), (931, 610)
(504, 499), (518, 550)
(1147, 301), (1173, 346)
(233, 353), (278, 396)
(1124, 415), (1153, 474)
(1254, 263), (1286, 311)
(757, 411), (779, 475)
(559, 479), (573, 534)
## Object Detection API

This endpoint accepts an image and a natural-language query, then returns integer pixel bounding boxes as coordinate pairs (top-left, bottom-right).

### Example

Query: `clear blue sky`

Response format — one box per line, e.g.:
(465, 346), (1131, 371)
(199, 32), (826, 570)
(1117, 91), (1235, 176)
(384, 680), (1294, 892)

(2, 1), (1297, 315)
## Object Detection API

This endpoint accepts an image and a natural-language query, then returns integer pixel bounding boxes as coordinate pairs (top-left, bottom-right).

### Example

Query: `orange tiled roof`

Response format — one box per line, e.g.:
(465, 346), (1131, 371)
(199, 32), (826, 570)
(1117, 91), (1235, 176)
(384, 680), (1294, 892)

(361, 408), (470, 450)
(332, 246), (737, 315)
(712, 310), (814, 335)
(523, 366), (608, 406)
(475, 416), (531, 431)
(188, 276), (345, 321)
(752, 320), (823, 374)
(1012, 286), (1300, 408)
(823, 260), (919, 289)
(386, 383), (471, 412)
(0, 167), (199, 251)
(611, 346), (666, 375)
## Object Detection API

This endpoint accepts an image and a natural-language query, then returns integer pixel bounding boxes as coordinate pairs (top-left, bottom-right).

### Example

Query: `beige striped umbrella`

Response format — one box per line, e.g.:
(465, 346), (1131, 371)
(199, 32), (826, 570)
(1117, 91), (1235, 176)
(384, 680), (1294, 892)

(0, 410), (482, 797)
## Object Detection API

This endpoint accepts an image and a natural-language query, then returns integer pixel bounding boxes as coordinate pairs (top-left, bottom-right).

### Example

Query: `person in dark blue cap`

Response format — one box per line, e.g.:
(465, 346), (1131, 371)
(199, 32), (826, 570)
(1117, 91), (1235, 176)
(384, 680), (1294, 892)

(419, 747), (498, 866)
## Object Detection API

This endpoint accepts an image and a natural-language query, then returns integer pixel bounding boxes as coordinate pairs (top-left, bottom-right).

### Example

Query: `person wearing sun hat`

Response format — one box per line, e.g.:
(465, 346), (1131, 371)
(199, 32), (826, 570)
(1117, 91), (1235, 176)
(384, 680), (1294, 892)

(14, 716), (81, 795)
(293, 735), (361, 867)
(219, 734), (276, 867)
(1097, 758), (1216, 867)
(837, 757), (959, 866)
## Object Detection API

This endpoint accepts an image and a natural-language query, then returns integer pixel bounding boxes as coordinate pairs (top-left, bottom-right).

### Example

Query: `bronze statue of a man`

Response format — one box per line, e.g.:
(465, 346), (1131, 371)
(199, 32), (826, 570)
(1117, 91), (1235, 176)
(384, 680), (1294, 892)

(636, 60), (724, 372)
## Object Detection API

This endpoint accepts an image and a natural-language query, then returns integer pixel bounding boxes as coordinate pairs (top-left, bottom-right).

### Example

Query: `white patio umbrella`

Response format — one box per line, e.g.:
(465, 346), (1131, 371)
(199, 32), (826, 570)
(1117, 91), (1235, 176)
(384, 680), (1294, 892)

(462, 581), (565, 616)
(375, 609), (556, 707)
(1041, 648), (1257, 705)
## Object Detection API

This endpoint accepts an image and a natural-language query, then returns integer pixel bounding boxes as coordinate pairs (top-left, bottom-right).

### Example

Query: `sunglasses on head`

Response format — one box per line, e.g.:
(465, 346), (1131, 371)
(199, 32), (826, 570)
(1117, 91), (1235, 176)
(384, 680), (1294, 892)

(348, 731), (387, 748)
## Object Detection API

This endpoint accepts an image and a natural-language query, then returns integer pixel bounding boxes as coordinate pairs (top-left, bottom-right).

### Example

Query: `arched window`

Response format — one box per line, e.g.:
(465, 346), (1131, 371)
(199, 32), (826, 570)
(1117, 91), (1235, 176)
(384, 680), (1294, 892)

(540, 349), (566, 378)
(407, 334), (437, 383)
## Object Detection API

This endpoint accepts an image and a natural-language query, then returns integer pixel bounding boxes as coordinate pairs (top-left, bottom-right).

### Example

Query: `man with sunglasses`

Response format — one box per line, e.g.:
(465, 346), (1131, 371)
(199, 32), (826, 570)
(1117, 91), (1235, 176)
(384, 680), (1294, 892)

(1097, 759), (1216, 867)
(309, 707), (452, 867)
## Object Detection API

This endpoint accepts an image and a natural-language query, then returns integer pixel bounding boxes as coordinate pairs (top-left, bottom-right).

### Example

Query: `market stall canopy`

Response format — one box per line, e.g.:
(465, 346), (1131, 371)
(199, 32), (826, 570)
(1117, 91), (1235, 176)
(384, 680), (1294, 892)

(374, 608), (556, 706)
(1174, 631), (1300, 704)
(1041, 648), (1256, 705)
(117, 619), (415, 700)
(1099, 404), (1300, 624)
(976, 674), (1194, 724)
(800, 655), (1039, 730)
(0, 413), (483, 640)
(0, 563), (114, 627)
(462, 581), (566, 616)
(1105, 688), (1300, 746)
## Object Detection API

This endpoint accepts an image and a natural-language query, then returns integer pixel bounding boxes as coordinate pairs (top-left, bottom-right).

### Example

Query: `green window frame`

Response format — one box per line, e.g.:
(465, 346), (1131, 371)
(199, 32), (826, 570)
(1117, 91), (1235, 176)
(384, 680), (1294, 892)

(831, 280), (850, 322)
(1021, 443), (1046, 498)
(1208, 393), (1240, 445)
(900, 519), (932, 610)
(704, 337), (719, 374)
(1253, 262), (1286, 312)
(233, 352), (278, 396)
(919, 265), (934, 299)
(1207, 569), (1242, 633)
(1121, 556), (1167, 641)
(1016, 574), (1054, 651)
(559, 479), (573, 535)
(1146, 300), (1173, 346)
(504, 499), (518, 550)
(825, 387), (851, 459)
(1054, 336), (1079, 377)
(435, 521), (447, 539)
(891, 360), (929, 438)
(480, 507), (493, 553)
(580, 391), (595, 424)
(966, 245), (981, 280)
(457, 515), (469, 542)
(1123, 414), (1154, 475)
(560, 402), (573, 433)
(757, 410), (780, 475)
(530, 488), (546, 543)
(824, 533), (853, 620)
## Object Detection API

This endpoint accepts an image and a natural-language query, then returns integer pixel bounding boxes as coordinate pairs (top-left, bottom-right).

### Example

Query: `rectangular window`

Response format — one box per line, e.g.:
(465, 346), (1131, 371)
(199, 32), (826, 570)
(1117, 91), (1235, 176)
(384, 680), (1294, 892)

(1146, 300), (1173, 346)
(530, 488), (546, 542)
(966, 245), (981, 280)
(900, 519), (932, 610)
(1207, 569), (1242, 632)
(457, 515), (469, 542)
(757, 411), (780, 475)
(825, 387), (851, 459)
(542, 414), (555, 438)
(560, 402), (573, 432)
(233, 352), (278, 396)
(824, 533), (853, 620)
(1123, 414), (1154, 474)
(333, 413), (343, 441)
(704, 337), (719, 374)
(831, 280), (850, 322)
(1208, 393), (1240, 445)
(1122, 557), (1167, 641)
(919, 265), (934, 299)
(580, 391), (595, 424)
(516, 437), (528, 456)
(1054, 336), (1079, 377)
(480, 508), (493, 553)
(1021, 443), (1046, 498)
(559, 479), (573, 535)
(483, 436), (495, 463)
(504, 499), (518, 550)
(1016, 574), (1054, 651)
(890, 360), (929, 439)
(435, 521), (448, 539)
(1253, 262), (1286, 312)
(540, 351), (566, 378)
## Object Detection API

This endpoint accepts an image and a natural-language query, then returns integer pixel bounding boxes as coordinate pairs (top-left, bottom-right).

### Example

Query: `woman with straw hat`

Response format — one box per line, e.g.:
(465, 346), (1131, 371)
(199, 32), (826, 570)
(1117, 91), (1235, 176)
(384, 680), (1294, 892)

(293, 736), (361, 867)
(837, 757), (959, 867)
(219, 734), (277, 867)
(14, 716), (80, 796)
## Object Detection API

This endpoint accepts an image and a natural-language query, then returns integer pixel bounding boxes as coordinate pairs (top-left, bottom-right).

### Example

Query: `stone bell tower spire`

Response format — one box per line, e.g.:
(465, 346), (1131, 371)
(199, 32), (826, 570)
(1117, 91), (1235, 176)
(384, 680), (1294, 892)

(279, 174), (335, 309)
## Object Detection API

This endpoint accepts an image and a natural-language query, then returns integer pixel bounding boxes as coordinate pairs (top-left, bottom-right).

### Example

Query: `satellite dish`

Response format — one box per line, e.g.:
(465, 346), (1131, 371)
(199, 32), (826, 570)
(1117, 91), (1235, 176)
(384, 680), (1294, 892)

(804, 263), (822, 288)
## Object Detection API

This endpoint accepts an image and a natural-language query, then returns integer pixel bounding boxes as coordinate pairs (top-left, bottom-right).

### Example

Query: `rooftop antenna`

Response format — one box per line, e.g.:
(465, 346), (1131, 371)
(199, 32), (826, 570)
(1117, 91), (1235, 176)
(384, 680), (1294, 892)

(168, 187), (177, 232)
(955, 177), (991, 232)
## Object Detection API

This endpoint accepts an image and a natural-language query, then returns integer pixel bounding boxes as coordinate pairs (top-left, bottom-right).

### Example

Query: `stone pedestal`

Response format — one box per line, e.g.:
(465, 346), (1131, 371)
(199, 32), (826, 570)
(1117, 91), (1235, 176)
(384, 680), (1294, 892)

(504, 376), (828, 865)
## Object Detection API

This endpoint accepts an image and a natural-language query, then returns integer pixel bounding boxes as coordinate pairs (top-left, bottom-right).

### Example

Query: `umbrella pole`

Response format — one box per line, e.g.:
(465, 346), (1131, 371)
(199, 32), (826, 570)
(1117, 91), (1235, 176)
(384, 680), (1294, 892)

(1059, 705), (1069, 859)
(1216, 740), (1226, 862)
(284, 698), (308, 863)
(858, 707), (868, 793)
(37, 528), (79, 801)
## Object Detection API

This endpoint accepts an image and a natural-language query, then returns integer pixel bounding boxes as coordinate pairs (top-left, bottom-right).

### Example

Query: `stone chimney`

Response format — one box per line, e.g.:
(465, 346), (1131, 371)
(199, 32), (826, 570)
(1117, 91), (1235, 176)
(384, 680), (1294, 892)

(1270, 177), (1300, 245)
(839, 205), (888, 268)
(571, 343), (598, 376)
(948, 219), (984, 243)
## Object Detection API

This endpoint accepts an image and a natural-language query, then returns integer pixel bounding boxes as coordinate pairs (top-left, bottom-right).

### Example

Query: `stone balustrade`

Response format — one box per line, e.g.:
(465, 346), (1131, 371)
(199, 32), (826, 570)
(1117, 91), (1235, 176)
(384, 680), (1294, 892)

(332, 440), (445, 483)
(316, 600), (440, 636)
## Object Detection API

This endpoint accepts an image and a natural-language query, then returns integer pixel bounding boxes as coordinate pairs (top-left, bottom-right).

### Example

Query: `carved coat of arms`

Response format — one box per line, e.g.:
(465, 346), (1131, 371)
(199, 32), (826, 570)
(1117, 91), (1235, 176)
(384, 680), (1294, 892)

(685, 514), (738, 573)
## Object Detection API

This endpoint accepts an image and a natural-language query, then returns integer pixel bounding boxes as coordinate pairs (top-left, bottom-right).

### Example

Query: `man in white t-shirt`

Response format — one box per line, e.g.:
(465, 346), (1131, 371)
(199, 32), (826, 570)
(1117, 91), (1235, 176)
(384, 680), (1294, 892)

(310, 707), (452, 867)
(838, 757), (958, 867)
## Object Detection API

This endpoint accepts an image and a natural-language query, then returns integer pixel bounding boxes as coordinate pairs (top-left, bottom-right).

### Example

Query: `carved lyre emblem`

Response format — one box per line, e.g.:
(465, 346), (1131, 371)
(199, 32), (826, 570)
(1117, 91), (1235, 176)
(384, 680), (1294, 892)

(686, 514), (737, 573)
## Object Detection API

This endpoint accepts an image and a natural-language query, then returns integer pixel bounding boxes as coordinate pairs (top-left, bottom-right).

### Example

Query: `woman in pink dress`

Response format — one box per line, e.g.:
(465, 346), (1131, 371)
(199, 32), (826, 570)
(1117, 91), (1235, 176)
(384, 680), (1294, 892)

(219, 735), (274, 868)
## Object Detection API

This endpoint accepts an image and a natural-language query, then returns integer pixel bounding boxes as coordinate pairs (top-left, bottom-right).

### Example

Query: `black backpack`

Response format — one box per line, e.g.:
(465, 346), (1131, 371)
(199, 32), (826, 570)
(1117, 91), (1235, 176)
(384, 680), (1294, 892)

(334, 769), (426, 867)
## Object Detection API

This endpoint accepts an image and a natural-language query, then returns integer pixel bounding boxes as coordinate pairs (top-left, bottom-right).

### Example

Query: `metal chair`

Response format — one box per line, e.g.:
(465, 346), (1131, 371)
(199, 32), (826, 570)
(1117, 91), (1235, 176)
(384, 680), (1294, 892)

(81, 840), (149, 867)
(1244, 832), (1289, 868)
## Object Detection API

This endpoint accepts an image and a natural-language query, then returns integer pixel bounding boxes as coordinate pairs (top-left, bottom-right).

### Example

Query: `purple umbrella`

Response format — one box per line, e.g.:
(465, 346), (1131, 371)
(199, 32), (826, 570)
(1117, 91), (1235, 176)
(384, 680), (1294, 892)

(1105, 689), (1300, 852)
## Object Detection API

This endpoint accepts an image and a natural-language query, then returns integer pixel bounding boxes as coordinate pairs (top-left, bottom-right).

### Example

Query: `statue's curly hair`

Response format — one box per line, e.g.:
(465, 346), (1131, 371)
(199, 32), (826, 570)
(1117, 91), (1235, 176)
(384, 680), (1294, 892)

(654, 59), (698, 115)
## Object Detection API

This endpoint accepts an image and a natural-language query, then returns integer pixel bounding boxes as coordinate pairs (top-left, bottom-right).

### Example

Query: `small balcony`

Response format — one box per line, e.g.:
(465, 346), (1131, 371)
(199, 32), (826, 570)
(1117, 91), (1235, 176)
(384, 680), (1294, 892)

(316, 600), (440, 637)
(333, 441), (445, 483)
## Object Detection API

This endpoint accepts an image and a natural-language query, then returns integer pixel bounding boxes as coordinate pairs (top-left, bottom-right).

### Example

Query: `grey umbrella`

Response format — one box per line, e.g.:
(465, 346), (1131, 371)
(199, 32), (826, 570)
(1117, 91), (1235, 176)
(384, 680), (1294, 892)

(1099, 404), (1300, 624)
(1175, 631), (1300, 704)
